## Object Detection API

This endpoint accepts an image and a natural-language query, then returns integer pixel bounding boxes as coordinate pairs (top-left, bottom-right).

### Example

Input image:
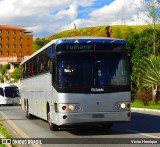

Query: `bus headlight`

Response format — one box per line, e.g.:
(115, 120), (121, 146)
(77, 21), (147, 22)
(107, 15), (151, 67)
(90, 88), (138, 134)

(120, 103), (126, 109)
(114, 102), (128, 110)
(68, 105), (74, 111)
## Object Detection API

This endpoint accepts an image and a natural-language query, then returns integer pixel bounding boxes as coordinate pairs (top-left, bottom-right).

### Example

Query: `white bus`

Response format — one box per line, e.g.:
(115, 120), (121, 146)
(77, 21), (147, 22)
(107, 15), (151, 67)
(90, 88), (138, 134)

(0, 83), (20, 105)
(20, 37), (131, 131)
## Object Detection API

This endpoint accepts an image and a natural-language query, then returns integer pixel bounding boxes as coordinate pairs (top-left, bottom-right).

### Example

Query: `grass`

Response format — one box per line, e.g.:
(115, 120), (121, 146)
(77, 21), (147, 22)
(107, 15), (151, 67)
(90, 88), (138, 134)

(131, 100), (160, 110)
(0, 124), (12, 138)
(48, 24), (160, 40)
(0, 123), (12, 146)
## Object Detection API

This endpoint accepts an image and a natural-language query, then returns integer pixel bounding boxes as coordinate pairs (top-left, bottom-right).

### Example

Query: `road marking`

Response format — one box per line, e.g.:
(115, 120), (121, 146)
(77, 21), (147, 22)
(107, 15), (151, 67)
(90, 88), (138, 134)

(0, 112), (41, 147)
(126, 129), (160, 138)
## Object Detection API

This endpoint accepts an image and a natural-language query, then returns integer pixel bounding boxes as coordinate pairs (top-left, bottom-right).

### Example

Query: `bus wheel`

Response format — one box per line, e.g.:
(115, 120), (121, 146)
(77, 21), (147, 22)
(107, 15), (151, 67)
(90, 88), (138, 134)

(102, 123), (113, 129)
(47, 112), (59, 131)
(26, 101), (33, 119)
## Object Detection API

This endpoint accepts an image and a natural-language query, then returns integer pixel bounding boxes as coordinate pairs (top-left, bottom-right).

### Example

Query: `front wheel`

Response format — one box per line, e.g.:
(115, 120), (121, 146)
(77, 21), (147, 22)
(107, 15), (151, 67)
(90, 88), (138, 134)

(25, 101), (34, 119)
(47, 112), (59, 131)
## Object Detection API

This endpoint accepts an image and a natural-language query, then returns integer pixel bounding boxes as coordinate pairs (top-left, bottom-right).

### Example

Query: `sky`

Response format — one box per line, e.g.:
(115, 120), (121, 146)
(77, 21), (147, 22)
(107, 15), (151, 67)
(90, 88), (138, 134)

(0, 0), (150, 38)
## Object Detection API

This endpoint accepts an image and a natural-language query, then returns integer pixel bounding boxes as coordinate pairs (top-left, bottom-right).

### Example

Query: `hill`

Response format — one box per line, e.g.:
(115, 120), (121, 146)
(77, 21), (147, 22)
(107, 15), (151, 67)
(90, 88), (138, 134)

(33, 25), (155, 52)
(48, 25), (151, 40)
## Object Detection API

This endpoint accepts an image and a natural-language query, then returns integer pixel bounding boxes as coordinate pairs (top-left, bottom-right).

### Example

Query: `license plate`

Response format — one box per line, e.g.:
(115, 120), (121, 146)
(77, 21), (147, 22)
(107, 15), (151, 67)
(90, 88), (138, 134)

(92, 114), (104, 118)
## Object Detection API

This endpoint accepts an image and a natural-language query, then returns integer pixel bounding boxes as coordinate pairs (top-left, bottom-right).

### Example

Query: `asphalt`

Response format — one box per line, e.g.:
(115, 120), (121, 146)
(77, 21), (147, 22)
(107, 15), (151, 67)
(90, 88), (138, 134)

(0, 107), (160, 146)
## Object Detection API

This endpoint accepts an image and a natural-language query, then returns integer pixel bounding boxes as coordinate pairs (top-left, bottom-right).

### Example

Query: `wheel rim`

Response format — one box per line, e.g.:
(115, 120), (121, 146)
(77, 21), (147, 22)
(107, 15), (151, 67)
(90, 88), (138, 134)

(48, 112), (52, 126)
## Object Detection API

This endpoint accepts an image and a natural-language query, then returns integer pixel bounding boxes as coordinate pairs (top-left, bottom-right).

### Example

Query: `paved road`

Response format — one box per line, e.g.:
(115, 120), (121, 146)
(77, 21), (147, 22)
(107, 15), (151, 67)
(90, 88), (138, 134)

(0, 106), (160, 147)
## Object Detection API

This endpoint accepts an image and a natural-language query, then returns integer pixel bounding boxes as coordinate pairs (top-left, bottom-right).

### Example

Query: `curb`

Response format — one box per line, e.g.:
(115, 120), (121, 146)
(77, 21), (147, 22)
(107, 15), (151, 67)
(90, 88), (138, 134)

(131, 107), (160, 113)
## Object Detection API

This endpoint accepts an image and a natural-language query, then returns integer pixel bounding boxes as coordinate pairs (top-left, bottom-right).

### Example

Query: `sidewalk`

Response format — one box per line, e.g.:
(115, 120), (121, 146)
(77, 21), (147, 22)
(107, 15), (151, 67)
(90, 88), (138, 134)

(131, 107), (160, 113)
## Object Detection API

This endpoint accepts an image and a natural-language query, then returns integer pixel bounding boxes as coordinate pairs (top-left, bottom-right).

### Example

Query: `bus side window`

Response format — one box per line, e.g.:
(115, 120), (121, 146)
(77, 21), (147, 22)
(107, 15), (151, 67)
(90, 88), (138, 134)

(0, 88), (4, 96)
(33, 57), (37, 75)
(46, 47), (52, 71)
(52, 59), (56, 86)
(29, 60), (33, 76)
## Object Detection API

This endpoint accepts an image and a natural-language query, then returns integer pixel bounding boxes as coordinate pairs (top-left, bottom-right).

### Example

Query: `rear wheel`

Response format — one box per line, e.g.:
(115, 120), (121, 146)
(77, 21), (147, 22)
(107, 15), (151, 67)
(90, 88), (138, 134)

(47, 111), (59, 131)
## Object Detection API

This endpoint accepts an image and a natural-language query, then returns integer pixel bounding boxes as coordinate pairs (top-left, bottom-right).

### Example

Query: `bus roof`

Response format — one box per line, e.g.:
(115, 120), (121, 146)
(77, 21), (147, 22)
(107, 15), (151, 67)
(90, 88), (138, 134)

(55, 36), (126, 44)
(21, 36), (126, 65)
(0, 83), (18, 88)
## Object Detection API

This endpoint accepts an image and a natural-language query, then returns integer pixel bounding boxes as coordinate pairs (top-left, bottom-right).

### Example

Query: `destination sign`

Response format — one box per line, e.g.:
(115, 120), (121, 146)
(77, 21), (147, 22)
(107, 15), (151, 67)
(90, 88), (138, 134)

(57, 43), (125, 52)
(66, 45), (92, 50)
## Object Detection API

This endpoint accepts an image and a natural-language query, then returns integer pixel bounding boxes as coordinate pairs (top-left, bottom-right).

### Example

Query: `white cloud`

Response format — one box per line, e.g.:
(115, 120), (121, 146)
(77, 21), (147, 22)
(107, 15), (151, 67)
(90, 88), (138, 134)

(54, 3), (78, 20)
(89, 0), (144, 25)
(78, 0), (97, 7)
(0, 0), (151, 38)
(24, 25), (44, 34)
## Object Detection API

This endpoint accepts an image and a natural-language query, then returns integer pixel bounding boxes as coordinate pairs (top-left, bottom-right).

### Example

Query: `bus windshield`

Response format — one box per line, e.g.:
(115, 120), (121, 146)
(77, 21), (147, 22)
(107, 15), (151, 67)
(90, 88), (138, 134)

(57, 52), (129, 88)
(4, 87), (19, 98)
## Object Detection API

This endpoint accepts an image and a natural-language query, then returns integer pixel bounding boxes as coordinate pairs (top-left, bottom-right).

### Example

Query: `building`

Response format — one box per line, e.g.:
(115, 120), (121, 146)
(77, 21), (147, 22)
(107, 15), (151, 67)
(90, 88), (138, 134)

(0, 25), (33, 73)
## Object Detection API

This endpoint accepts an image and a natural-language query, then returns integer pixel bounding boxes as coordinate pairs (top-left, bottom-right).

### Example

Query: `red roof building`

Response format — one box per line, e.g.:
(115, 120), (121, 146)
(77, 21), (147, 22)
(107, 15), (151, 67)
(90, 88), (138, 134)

(0, 25), (33, 73)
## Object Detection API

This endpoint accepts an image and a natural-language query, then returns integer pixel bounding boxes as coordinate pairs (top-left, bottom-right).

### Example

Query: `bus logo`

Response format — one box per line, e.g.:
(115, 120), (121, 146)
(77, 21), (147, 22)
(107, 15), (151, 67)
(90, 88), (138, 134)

(91, 88), (104, 92)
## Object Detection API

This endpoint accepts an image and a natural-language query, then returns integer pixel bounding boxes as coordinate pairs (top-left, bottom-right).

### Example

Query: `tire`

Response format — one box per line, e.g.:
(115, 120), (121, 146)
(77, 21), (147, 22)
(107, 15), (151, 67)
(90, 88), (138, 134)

(102, 123), (113, 129)
(25, 101), (33, 119)
(47, 111), (59, 131)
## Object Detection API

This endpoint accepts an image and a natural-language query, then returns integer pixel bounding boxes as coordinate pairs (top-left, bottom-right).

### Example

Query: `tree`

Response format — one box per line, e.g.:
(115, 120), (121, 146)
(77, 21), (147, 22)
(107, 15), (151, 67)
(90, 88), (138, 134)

(142, 0), (160, 54)
(10, 66), (20, 83)
(140, 0), (160, 101)
(0, 64), (9, 83)
(136, 55), (160, 102)
(33, 38), (51, 52)
(126, 29), (160, 99)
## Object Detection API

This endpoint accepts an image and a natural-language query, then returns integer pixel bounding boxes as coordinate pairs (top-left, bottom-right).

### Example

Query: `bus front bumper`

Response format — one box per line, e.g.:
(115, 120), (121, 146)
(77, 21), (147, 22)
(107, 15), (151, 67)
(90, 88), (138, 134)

(54, 111), (131, 126)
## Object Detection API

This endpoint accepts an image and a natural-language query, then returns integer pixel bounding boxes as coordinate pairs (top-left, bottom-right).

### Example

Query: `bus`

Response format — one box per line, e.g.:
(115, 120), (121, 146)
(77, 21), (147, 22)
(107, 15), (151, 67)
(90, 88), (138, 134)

(20, 37), (131, 131)
(0, 83), (20, 105)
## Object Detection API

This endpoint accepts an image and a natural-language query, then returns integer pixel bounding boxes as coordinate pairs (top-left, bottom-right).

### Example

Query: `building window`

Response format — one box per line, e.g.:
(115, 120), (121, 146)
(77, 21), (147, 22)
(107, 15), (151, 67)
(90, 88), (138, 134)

(20, 52), (22, 56)
(13, 37), (16, 41)
(13, 44), (16, 48)
(13, 51), (16, 56)
(6, 37), (9, 41)
(0, 37), (2, 41)
(0, 51), (2, 55)
(0, 30), (2, 34)
(0, 44), (2, 48)
(6, 44), (9, 48)
(20, 31), (22, 35)
(19, 38), (22, 42)
(13, 30), (16, 34)
(6, 30), (9, 34)
(20, 45), (22, 48)
(6, 51), (9, 55)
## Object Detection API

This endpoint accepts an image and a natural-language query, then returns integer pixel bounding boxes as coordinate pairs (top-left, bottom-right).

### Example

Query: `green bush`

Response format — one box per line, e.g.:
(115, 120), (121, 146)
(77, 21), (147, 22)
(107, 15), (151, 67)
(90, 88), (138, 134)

(135, 90), (152, 106)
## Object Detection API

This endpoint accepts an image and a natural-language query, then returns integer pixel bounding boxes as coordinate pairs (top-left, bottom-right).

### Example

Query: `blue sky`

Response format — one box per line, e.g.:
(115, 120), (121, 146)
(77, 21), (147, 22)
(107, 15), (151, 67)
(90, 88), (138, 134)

(0, 0), (150, 38)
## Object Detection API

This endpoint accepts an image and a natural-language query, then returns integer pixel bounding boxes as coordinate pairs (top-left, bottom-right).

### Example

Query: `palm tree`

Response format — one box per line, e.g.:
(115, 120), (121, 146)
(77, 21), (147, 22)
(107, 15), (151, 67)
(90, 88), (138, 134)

(0, 64), (9, 83)
(136, 55), (160, 102)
